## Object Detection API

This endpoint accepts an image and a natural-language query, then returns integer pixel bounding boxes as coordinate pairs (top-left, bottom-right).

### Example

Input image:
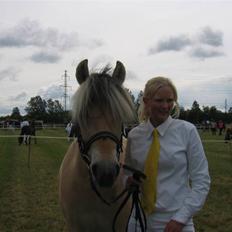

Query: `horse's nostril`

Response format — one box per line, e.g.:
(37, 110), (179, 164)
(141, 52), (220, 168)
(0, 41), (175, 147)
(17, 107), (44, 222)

(91, 162), (120, 187)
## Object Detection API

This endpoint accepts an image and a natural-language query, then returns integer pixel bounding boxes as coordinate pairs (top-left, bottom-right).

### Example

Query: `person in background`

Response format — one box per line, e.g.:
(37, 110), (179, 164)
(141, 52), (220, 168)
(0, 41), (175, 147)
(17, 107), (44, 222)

(217, 120), (225, 136)
(20, 119), (29, 128)
(65, 121), (72, 141)
(210, 120), (217, 135)
(125, 76), (210, 232)
(224, 124), (232, 142)
(18, 119), (30, 145)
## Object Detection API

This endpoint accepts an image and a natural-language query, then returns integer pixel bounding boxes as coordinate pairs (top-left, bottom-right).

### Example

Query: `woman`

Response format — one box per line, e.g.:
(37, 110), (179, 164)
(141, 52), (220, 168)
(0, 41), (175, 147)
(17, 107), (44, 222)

(125, 76), (210, 232)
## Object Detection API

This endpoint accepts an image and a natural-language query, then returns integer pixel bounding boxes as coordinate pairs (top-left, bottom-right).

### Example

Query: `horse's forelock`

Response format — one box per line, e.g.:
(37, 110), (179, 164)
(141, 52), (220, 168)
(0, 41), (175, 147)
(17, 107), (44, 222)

(72, 68), (136, 129)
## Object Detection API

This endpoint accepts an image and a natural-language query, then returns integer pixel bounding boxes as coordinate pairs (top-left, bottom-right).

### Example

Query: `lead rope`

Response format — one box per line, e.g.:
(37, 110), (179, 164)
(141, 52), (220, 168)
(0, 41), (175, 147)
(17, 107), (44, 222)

(112, 164), (147, 232)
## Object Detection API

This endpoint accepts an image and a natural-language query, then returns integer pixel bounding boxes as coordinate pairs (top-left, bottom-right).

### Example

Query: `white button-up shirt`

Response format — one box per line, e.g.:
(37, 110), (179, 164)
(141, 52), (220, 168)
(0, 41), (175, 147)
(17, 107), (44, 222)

(125, 116), (210, 224)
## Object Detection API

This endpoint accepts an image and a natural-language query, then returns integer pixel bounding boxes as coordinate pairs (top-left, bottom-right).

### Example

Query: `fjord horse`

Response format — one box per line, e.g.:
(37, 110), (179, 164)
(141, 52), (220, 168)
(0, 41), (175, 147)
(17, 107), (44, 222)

(59, 60), (136, 231)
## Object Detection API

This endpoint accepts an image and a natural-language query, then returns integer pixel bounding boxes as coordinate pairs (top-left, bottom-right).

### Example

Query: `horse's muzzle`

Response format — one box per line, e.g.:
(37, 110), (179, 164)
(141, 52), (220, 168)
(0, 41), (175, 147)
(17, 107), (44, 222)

(91, 161), (120, 188)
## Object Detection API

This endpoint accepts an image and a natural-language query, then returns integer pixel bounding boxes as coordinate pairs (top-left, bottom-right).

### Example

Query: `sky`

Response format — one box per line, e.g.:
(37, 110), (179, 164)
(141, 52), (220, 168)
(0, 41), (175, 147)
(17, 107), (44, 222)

(0, 0), (232, 116)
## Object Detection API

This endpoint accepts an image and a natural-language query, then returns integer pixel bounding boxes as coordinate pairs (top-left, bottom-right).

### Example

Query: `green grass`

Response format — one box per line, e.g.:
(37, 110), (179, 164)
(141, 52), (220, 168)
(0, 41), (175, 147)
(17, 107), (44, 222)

(195, 130), (232, 232)
(0, 128), (231, 231)
(0, 128), (68, 232)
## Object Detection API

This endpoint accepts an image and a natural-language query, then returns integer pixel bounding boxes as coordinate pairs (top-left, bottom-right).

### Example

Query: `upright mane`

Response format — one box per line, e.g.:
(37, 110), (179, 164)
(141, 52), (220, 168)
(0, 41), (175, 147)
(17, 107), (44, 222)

(72, 61), (136, 129)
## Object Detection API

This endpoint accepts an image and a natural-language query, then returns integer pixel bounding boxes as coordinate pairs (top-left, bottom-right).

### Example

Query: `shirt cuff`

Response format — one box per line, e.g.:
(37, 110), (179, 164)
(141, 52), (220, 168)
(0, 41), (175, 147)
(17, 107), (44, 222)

(171, 206), (192, 225)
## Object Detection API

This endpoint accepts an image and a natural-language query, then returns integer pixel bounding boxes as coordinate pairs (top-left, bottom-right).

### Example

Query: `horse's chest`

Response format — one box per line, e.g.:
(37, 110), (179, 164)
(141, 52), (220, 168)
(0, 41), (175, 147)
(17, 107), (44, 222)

(72, 202), (115, 231)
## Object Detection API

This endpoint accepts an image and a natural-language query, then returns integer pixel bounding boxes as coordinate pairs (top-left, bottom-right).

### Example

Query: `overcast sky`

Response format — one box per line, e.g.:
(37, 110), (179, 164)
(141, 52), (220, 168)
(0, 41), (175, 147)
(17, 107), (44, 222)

(0, 0), (232, 116)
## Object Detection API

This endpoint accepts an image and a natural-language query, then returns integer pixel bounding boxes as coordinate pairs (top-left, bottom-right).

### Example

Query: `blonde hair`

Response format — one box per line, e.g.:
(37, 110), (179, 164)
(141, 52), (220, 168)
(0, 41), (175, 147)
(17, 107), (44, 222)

(138, 76), (180, 122)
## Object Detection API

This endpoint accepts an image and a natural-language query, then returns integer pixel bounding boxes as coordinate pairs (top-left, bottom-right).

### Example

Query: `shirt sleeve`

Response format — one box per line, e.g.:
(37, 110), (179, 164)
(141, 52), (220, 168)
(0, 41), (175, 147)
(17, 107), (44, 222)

(171, 125), (211, 224)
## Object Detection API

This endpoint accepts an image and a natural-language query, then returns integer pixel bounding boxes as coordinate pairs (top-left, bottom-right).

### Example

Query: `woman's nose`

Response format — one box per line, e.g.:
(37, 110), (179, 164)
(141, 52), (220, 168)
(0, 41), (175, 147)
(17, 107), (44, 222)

(161, 100), (169, 108)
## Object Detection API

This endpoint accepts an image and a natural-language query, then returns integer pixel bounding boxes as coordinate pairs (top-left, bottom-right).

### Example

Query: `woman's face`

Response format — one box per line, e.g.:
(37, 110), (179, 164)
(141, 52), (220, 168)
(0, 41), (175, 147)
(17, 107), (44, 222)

(144, 85), (175, 127)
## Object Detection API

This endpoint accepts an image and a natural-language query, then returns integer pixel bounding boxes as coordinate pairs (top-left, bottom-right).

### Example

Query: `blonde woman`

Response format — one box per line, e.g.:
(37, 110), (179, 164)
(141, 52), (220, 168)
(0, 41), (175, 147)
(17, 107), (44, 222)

(125, 77), (210, 232)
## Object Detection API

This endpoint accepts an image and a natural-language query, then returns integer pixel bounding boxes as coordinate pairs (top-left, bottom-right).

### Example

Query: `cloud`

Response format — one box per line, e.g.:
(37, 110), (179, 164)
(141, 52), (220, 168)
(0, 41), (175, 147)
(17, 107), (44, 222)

(38, 84), (64, 100)
(148, 26), (224, 59)
(149, 35), (191, 54)
(0, 106), (12, 116)
(38, 84), (75, 110)
(82, 39), (104, 49)
(126, 70), (139, 80)
(8, 92), (27, 101)
(189, 46), (224, 59)
(197, 26), (223, 47)
(0, 18), (104, 52)
(0, 18), (79, 51)
(0, 67), (21, 81)
(0, 18), (104, 64)
(30, 51), (61, 63)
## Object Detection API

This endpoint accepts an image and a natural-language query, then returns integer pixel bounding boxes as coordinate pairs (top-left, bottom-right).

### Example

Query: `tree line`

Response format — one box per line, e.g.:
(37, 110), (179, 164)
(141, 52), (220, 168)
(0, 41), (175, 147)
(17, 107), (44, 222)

(1, 96), (69, 124)
(1, 93), (232, 125)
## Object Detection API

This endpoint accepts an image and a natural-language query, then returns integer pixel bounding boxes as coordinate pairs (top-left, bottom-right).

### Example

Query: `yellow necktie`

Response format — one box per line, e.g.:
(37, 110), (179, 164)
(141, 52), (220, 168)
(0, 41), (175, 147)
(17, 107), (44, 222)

(141, 128), (160, 215)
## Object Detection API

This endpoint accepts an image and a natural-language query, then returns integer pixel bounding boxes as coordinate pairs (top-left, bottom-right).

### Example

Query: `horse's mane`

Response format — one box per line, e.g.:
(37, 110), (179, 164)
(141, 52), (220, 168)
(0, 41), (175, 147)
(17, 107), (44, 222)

(72, 66), (136, 129)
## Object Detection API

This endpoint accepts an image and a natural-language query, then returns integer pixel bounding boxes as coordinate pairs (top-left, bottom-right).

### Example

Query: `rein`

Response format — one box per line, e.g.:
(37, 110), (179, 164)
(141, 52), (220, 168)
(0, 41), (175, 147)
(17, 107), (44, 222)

(117, 164), (147, 232)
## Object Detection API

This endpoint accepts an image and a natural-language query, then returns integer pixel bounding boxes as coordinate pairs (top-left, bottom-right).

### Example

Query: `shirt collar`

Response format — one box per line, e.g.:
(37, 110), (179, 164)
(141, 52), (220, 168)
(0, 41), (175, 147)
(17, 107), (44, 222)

(147, 116), (173, 137)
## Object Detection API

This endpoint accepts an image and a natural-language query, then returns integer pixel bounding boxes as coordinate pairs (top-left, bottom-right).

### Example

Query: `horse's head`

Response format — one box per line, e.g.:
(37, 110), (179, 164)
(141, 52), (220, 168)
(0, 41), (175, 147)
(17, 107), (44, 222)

(72, 59), (136, 188)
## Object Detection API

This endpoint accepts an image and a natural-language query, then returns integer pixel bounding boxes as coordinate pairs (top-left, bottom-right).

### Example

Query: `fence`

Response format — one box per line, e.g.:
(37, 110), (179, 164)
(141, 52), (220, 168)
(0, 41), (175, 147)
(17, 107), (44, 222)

(0, 132), (231, 169)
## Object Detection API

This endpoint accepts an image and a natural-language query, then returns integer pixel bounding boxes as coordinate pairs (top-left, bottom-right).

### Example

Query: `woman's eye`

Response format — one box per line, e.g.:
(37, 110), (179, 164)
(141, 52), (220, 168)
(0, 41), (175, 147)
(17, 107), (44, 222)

(154, 99), (163, 103)
(154, 99), (174, 103)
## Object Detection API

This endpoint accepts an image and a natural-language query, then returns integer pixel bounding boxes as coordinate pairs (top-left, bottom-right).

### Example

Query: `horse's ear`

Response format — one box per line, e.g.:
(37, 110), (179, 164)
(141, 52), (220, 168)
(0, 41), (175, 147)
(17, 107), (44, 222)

(112, 61), (125, 85)
(76, 59), (89, 84)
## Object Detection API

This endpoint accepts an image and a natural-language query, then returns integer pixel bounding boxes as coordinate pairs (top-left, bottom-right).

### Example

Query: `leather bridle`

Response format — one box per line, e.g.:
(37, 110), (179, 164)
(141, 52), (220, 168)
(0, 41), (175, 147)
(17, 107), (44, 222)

(75, 123), (124, 167)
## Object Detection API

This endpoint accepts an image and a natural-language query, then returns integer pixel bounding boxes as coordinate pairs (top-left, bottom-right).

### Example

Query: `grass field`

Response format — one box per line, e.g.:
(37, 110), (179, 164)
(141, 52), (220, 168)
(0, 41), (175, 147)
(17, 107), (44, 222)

(0, 128), (231, 232)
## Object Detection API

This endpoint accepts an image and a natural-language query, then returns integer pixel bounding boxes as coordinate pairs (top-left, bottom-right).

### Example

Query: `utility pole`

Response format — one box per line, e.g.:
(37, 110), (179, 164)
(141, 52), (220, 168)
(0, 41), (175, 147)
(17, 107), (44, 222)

(225, 98), (227, 113)
(61, 70), (70, 112)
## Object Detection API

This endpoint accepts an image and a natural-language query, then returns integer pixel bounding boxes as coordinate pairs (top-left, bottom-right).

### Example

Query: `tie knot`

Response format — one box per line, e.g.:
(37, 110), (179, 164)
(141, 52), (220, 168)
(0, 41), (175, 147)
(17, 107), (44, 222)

(152, 128), (158, 137)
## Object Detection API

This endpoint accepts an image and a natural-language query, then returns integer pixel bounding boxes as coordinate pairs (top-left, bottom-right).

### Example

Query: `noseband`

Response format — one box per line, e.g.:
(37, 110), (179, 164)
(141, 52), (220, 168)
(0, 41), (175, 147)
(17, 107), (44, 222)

(75, 123), (124, 167)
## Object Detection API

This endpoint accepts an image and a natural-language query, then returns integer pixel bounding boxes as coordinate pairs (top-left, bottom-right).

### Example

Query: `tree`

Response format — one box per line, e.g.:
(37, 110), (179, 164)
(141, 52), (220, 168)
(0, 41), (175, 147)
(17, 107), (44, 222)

(125, 88), (136, 105)
(179, 106), (187, 120)
(209, 106), (218, 121)
(135, 90), (143, 111)
(47, 99), (64, 123)
(202, 106), (210, 121)
(25, 96), (47, 120)
(11, 107), (21, 120)
(187, 100), (203, 123)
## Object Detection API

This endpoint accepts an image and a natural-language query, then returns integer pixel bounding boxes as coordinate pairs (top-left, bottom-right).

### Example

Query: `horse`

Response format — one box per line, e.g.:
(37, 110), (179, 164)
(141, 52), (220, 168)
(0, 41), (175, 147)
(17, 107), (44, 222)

(18, 121), (36, 145)
(58, 59), (137, 232)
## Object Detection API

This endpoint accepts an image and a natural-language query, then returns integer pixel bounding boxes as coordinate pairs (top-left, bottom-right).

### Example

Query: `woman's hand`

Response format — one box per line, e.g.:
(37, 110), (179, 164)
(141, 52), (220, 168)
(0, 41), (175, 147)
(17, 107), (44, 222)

(126, 175), (141, 192)
(164, 220), (185, 232)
